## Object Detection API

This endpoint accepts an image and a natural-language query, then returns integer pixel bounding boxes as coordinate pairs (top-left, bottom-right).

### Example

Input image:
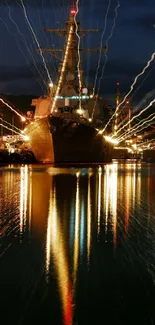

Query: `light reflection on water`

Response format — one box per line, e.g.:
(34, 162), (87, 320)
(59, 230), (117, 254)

(0, 163), (155, 324)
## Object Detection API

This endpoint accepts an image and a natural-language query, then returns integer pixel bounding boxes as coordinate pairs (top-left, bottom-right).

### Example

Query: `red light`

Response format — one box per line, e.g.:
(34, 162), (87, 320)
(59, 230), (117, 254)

(126, 100), (129, 104)
(70, 9), (76, 14)
(116, 82), (120, 86)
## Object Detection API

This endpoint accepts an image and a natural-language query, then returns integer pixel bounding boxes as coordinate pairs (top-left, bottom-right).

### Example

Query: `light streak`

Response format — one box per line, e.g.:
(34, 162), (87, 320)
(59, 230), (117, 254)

(132, 120), (155, 136)
(102, 52), (155, 133)
(104, 135), (118, 144)
(0, 123), (20, 135)
(117, 113), (155, 142)
(74, 0), (82, 109)
(51, 25), (73, 111)
(92, 0), (111, 98)
(136, 139), (155, 150)
(115, 98), (155, 141)
(0, 117), (21, 132)
(118, 52), (155, 107)
(0, 98), (25, 120)
(19, 0), (52, 84)
(127, 65), (155, 102)
(91, 0), (120, 120)
(117, 88), (155, 130)
(1, 3), (46, 90)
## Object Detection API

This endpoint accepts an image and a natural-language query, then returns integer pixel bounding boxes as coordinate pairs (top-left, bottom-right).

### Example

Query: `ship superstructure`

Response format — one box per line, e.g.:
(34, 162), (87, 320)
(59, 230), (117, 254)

(24, 4), (113, 163)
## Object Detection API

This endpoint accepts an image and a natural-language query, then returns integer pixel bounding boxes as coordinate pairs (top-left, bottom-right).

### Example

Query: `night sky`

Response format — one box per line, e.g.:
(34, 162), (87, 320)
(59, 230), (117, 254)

(0, 0), (154, 104)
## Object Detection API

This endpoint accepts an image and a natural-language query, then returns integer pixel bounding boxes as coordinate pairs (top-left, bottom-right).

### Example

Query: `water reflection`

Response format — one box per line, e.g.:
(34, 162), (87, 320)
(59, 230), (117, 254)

(1, 163), (155, 324)
(20, 165), (28, 236)
(103, 164), (118, 247)
(47, 187), (72, 325)
(87, 175), (91, 264)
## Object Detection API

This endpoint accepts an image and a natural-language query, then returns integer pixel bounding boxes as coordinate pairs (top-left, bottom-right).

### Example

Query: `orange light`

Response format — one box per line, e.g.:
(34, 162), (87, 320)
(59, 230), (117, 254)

(126, 101), (129, 104)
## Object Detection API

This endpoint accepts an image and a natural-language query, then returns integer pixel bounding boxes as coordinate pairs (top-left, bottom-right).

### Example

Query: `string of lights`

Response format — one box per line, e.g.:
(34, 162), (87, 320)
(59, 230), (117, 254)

(51, 24), (74, 112)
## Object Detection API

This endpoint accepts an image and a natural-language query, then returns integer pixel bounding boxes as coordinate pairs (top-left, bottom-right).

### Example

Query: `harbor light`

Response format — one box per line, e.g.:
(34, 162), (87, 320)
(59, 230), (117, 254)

(49, 82), (53, 88)
(132, 143), (137, 150)
(104, 135), (118, 145)
(21, 116), (26, 122)
(23, 135), (30, 141)
(77, 108), (84, 115)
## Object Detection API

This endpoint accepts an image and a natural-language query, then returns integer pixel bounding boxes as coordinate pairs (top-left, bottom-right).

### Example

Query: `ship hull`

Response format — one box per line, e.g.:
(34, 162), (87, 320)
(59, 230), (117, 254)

(25, 114), (113, 163)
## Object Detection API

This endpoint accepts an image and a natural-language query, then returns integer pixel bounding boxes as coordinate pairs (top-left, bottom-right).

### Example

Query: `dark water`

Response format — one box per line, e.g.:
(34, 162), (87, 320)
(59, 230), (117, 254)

(0, 163), (155, 325)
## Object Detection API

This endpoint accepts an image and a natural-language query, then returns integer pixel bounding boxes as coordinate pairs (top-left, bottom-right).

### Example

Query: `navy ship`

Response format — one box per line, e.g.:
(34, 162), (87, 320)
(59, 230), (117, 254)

(24, 4), (113, 163)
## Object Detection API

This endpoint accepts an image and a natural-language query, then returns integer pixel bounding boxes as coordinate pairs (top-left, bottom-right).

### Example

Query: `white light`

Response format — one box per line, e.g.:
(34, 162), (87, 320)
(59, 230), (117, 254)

(128, 148), (133, 153)
(77, 108), (84, 115)
(88, 118), (92, 122)
(49, 82), (53, 88)
(132, 143), (137, 150)
(21, 116), (26, 122)
(104, 135), (118, 145)
(23, 135), (30, 141)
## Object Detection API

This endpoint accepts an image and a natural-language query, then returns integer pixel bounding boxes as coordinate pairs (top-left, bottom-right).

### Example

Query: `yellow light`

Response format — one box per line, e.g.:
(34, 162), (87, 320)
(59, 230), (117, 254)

(21, 116), (26, 122)
(51, 25), (74, 112)
(49, 82), (53, 88)
(90, 94), (93, 98)
(88, 118), (92, 122)
(23, 135), (30, 141)
(77, 108), (83, 115)
(128, 148), (133, 153)
(104, 135), (118, 145)
(132, 143), (137, 150)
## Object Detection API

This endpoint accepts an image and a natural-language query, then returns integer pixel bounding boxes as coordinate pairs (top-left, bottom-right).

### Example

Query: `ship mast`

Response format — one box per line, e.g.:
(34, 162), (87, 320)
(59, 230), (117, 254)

(39, 2), (107, 97)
